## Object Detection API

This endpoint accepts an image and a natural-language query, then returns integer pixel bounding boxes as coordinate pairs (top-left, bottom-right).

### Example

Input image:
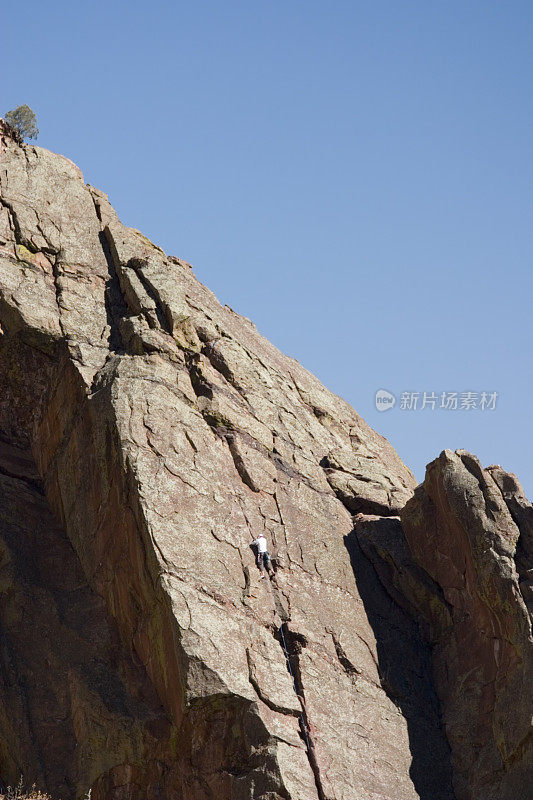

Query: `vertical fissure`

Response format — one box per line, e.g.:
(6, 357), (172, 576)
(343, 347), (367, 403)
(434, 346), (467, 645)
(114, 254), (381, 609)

(50, 254), (66, 336)
(0, 198), (23, 245)
(276, 622), (329, 800)
(87, 191), (129, 353)
(127, 258), (173, 334)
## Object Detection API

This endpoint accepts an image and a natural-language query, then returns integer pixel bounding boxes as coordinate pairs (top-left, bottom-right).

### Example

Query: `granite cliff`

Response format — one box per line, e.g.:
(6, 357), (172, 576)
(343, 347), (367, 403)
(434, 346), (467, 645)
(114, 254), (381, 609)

(0, 121), (531, 799)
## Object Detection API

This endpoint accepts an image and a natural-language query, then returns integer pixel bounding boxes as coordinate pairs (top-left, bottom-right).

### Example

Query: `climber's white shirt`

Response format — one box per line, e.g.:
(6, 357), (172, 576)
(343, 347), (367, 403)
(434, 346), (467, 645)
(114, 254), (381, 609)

(252, 535), (268, 553)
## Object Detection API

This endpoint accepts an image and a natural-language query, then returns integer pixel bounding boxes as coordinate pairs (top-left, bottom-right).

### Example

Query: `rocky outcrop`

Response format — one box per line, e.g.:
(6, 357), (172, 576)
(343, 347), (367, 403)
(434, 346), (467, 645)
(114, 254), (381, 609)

(0, 120), (457, 800)
(2, 120), (531, 800)
(358, 450), (533, 800)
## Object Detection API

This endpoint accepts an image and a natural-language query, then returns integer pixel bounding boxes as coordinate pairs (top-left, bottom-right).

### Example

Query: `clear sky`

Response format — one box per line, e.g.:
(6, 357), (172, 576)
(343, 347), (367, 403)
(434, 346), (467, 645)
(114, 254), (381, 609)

(3, 1), (532, 496)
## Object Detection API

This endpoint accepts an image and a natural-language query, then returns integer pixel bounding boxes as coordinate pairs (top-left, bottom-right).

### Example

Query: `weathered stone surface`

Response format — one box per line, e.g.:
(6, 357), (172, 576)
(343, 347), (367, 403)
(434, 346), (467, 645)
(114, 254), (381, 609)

(3, 113), (533, 800)
(0, 121), (460, 799)
(359, 450), (533, 800)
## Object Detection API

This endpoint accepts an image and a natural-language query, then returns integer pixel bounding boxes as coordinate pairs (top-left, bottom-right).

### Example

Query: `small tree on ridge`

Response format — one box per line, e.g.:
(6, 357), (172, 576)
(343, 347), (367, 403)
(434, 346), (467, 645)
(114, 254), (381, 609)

(4, 105), (39, 141)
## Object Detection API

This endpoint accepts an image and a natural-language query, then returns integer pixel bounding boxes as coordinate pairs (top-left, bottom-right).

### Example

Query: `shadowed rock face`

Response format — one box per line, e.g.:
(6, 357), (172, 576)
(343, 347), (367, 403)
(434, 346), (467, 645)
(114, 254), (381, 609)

(358, 451), (533, 800)
(0, 119), (455, 800)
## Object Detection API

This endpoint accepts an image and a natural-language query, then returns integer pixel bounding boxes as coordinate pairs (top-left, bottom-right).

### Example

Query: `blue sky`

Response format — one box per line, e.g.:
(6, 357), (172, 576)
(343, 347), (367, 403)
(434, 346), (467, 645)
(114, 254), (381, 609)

(3, 1), (532, 495)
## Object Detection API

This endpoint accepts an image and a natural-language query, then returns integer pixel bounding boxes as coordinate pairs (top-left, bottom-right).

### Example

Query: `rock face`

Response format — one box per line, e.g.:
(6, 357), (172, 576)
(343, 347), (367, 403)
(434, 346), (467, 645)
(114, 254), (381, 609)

(358, 451), (533, 800)
(0, 120), (450, 800)
(0, 121), (530, 800)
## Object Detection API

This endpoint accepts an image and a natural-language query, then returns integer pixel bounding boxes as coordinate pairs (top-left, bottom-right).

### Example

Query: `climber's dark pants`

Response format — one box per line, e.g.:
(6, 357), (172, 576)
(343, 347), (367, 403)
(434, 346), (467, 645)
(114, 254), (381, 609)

(257, 552), (272, 573)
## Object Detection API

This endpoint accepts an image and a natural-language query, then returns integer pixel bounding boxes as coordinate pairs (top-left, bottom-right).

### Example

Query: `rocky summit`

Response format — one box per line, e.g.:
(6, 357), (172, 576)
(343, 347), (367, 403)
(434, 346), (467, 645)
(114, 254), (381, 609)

(0, 120), (531, 800)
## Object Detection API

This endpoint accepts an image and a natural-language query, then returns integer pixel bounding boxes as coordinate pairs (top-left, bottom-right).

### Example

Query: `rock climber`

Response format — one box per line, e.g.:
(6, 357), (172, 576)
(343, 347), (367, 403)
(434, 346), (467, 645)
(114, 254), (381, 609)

(251, 534), (275, 579)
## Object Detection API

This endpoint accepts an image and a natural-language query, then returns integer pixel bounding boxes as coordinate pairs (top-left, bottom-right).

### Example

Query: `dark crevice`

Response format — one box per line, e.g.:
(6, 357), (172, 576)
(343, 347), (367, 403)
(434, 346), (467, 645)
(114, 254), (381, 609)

(87, 194), (128, 354)
(330, 633), (360, 681)
(127, 258), (172, 335)
(0, 198), (58, 257)
(50, 255), (66, 336)
(225, 433), (259, 492)
(275, 624), (329, 800)
(185, 356), (214, 401)
(92, 196), (103, 222)
(98, 230), (128, 353)
(240, 563), (251, 603)
(0, 198), (23, 245)
(319, 455), (374, 480)
(246, 650), (300, 717)
(269, 581), (290, 623)
(184, 354), (246, 438)
(202, 341), (248, 398)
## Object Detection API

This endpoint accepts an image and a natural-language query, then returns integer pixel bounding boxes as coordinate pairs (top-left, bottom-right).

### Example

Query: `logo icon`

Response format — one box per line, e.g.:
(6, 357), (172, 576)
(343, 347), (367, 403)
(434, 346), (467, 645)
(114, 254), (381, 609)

(375, 389), (396, 412)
